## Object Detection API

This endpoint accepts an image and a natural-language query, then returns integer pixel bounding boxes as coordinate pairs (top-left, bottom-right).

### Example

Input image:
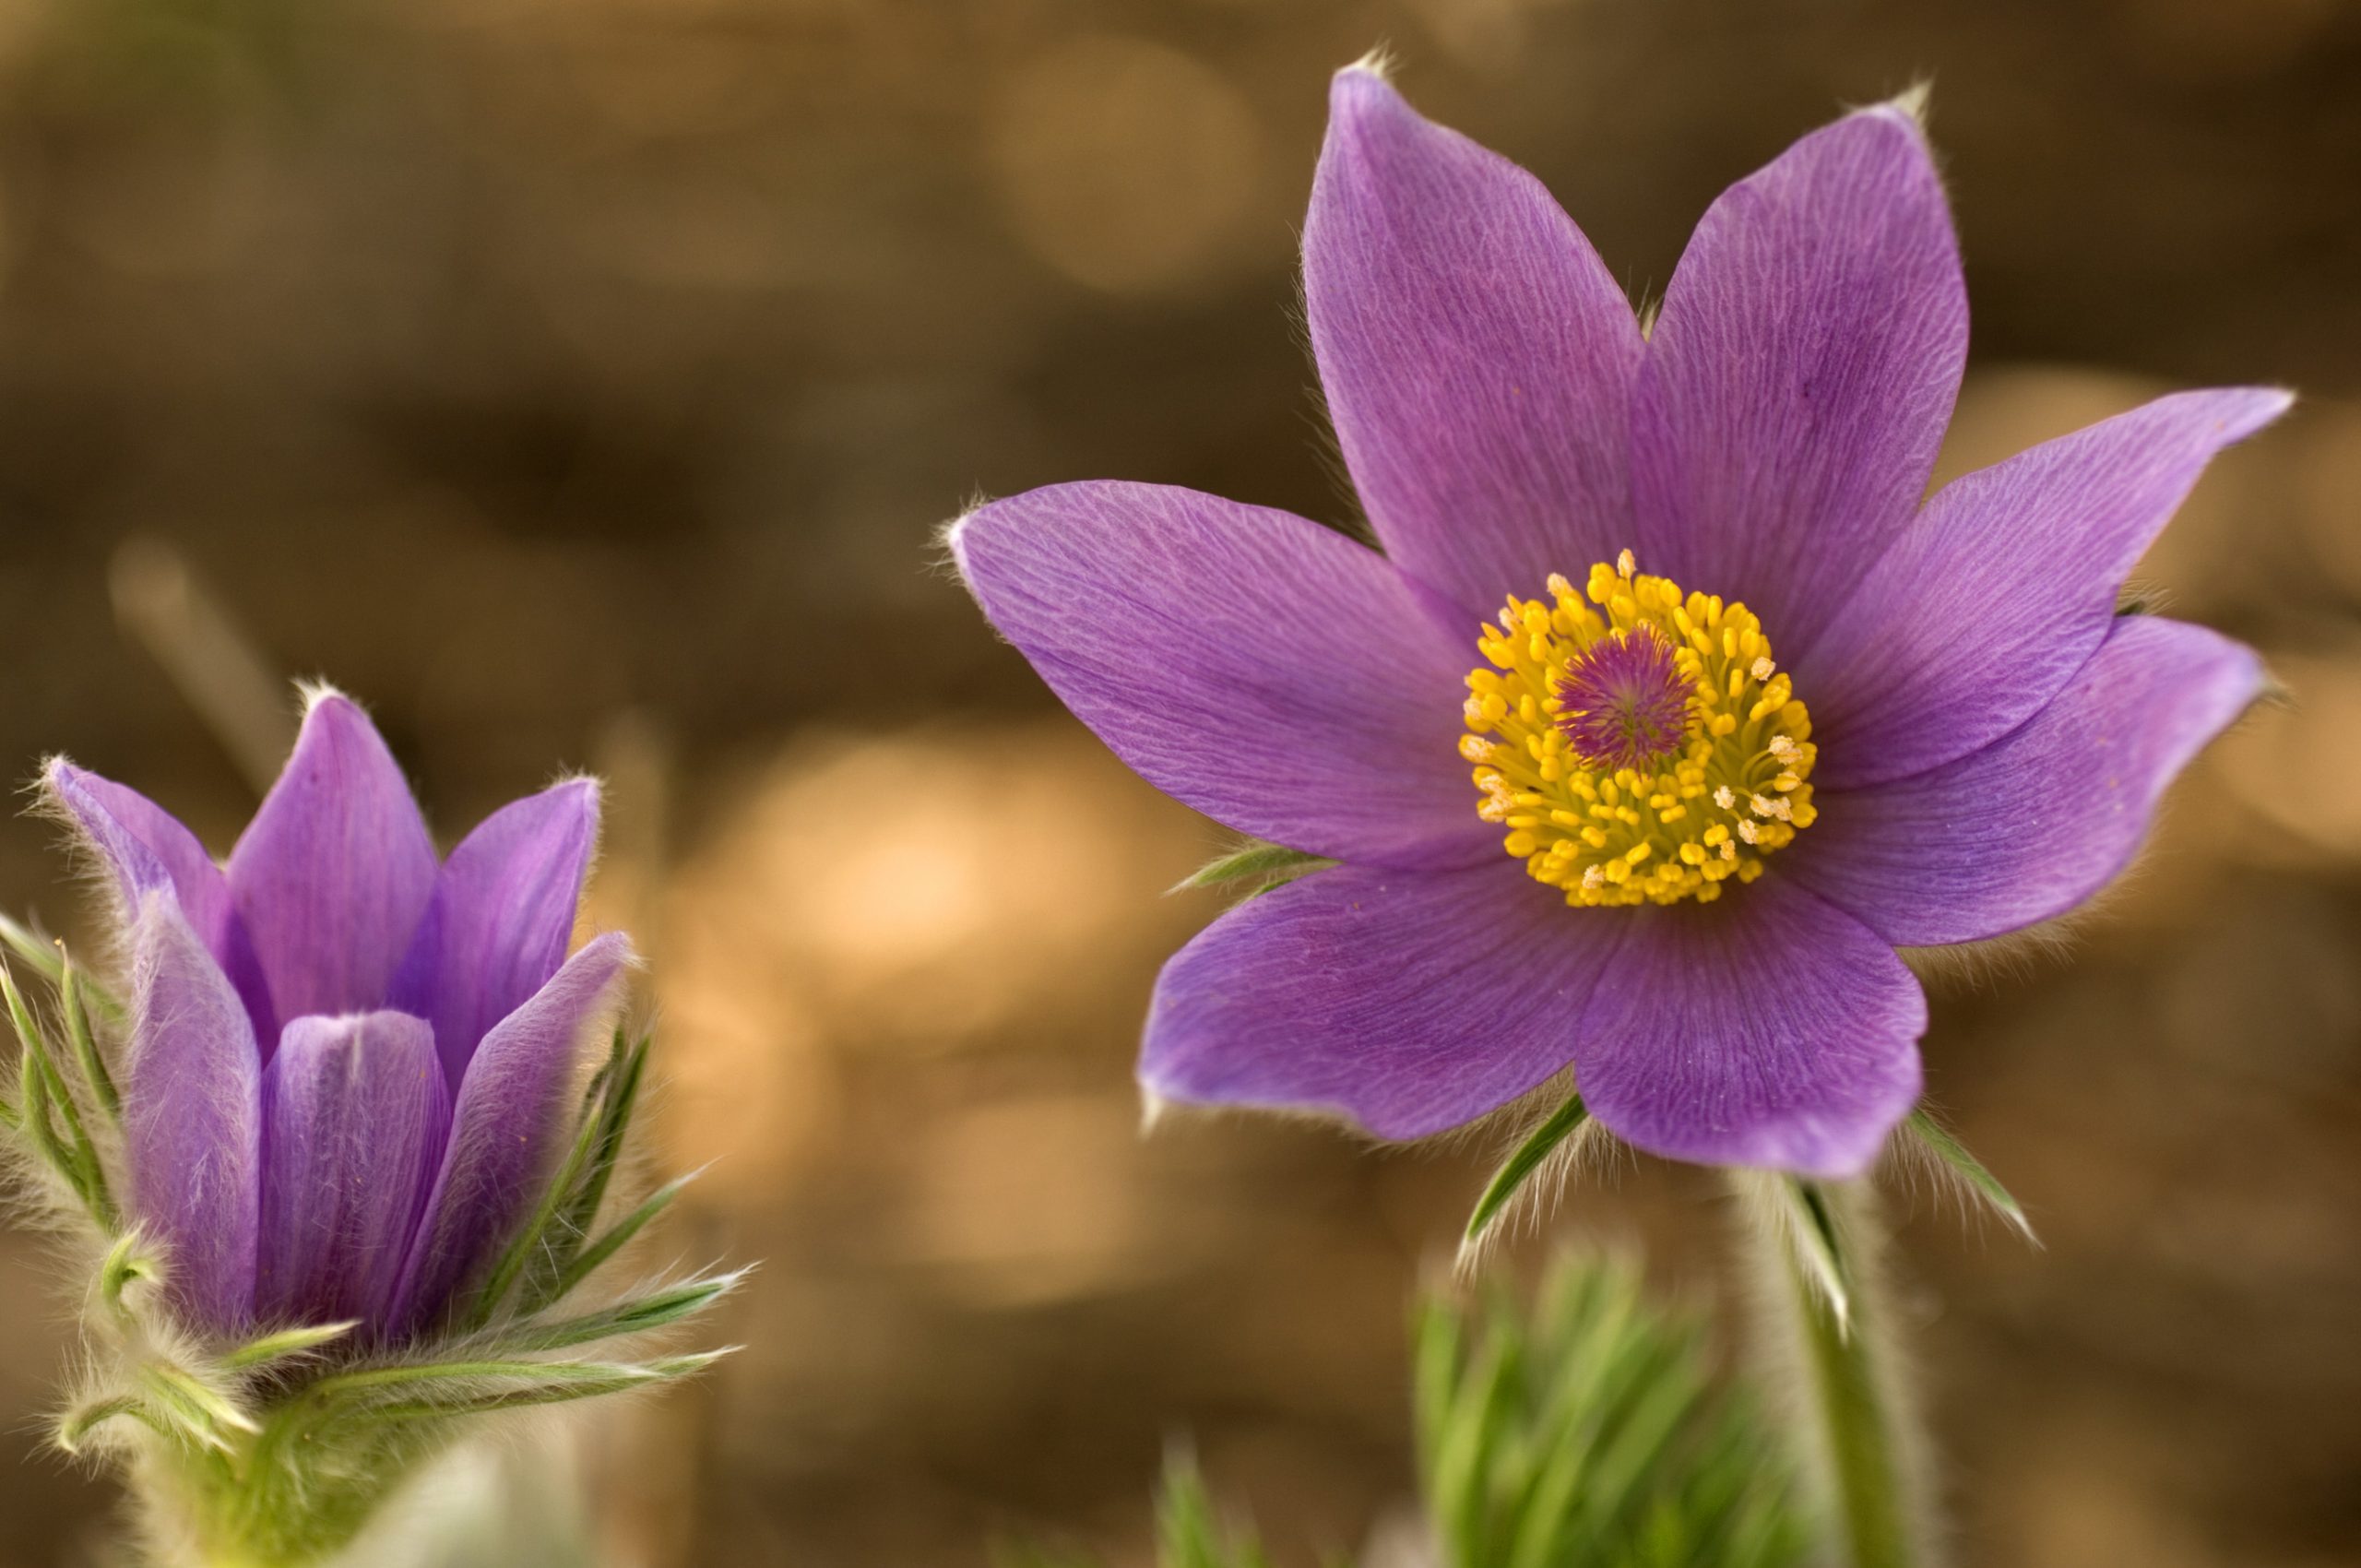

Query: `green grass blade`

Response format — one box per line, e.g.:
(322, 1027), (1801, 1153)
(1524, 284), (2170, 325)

(1413, 1251), (1809, 1568)
(1154, 1455), (1272, 1568)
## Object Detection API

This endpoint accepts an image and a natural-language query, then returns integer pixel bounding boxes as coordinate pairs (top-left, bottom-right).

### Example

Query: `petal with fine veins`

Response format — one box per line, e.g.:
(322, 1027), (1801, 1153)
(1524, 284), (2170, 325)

(1799, 386), (2289, 790)
(952, 481), (1489, 870)
(126, 893), (263, 1334)
(256, 1011), (447, 1331)
(392, 779), (600, 1084)
(1304, 66), (1643, 623)
(46, 760), (276, 1042)
(386, 932), (634, 1337)
(229, 694), (438, 1027)
(1631, 103), (1965, 654)
(1791, 616), (2265, 947)
(1572, 875), (1925, 1179)
(1143, 859), (1619, 1138)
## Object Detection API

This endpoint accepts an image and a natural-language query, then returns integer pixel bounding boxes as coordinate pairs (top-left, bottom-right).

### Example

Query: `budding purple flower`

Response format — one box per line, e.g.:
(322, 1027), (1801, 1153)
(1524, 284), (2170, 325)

(47, 689), (627, 1342)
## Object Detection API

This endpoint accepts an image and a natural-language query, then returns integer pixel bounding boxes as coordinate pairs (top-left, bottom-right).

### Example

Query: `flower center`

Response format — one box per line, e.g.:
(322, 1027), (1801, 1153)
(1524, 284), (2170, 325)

(1460, 551), (1818, 908)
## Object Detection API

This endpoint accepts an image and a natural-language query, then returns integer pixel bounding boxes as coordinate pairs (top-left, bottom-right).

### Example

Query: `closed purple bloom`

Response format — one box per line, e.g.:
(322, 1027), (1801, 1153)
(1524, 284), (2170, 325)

(48, 691), (625, 1336)
(948, 67), (2284, 1179)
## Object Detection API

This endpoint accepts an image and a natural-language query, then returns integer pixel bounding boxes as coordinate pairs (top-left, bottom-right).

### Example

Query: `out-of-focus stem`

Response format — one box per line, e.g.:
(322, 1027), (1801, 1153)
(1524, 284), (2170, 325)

(108, 537), (294, 797)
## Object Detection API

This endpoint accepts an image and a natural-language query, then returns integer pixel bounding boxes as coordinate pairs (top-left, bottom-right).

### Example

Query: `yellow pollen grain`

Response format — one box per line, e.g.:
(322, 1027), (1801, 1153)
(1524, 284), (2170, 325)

(1460, 553), (1819, 909)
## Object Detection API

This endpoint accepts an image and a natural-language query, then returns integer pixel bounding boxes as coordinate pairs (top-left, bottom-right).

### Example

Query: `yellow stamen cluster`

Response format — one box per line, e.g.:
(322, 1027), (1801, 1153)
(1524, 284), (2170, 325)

(1461, 553), (1818, 908)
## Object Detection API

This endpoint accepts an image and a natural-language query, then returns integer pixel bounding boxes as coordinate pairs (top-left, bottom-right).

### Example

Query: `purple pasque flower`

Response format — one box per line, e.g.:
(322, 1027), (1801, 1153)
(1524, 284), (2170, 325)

(947, 66), (2285, 1178)
(47, 690), (628, 1337)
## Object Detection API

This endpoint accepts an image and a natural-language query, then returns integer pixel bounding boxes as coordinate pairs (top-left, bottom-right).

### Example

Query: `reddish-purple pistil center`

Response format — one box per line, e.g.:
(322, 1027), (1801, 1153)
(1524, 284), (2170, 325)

(1553, 629), (1692, 771)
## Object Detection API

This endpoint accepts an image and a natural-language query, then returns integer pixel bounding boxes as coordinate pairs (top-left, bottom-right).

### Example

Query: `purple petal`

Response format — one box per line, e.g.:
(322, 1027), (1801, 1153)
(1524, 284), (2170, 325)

(950, 481), (1490, 869)
(44, 761), (276, 1041)
(46, 762), (230, 938)
(256, 1011), (448, 1330)
(228, 693), (438, 1027)
(1572, 875), (1925, 1178)
(1630, 104), (1965, 653)
(1803, 387), (2291, 790)
(1789, 615), (2263, 947)
(1303, 66), (1643, 621)
(1142, 860), (1619, 1138)
(125, 893), (262, 1334)
(386, 932), (633, 1337)
(392, 780), (599, 1085)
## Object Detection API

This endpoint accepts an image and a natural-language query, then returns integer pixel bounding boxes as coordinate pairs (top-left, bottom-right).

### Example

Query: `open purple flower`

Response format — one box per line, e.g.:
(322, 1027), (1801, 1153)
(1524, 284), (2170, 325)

(47, 690), (627, 1337)
(948, 67), (2284, 1178)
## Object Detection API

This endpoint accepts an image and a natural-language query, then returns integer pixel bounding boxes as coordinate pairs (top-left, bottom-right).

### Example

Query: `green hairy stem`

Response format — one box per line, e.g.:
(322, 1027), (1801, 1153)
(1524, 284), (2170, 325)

(1733, 1174), (1935, 1568)
(138, 1424), (444, 1568)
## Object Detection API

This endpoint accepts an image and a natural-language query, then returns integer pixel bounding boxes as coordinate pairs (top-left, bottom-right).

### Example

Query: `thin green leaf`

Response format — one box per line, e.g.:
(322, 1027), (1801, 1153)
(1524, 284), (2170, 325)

(548, 1166), (703, 1301)
(501, 1270), (745, 1354)
(3, 962), (114, 1226)
(328, 1351), (731, 1425)
(1430, 1325), (1521, 1563)
(138, 1365), (260, 1452)
(61, 955), (121, 1123)
(0, 916), (124, 1021)
(1155, 1455), (1273, 1568)
(220, 1321), (361, 1371)
(101, 1235), (160, 1314)
(1461, 1091), (1588, 1262)
(1413, 1251), (1809, 1568)
(309, 1349), (720, 1404)
(1512, 1273), (1660, 1564)
(464, 1085), (611, 1329)
(18, 1046), (58, 1157)
(1904, 1110), (2037, 1245)
(0, 914), (66, 987)
(1779, 1180), (1852, 1339)
(18, 1045), (91, 1209)
(1171, 841), (1335, 895)
(55, 1395), (165, 1455)
(531, 1032), (652, 1301)
(1566, 1345), (1710, 1551)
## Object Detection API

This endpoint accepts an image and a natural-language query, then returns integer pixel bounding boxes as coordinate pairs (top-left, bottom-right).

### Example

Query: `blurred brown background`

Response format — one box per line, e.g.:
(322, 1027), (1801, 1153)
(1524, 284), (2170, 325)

(0, 0), (2356, 1563)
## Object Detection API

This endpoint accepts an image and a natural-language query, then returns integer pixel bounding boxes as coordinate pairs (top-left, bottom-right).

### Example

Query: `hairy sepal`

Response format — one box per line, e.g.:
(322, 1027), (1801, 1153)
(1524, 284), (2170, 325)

(1890, 1108), (2037, 1245)
(1173, 839), (1337, 900)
